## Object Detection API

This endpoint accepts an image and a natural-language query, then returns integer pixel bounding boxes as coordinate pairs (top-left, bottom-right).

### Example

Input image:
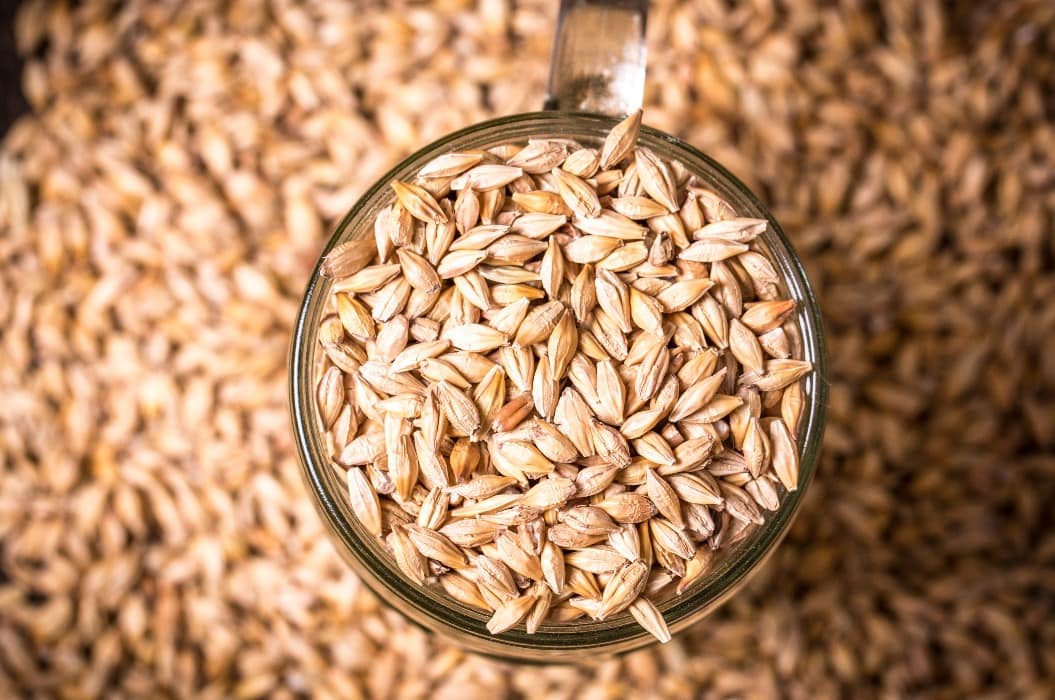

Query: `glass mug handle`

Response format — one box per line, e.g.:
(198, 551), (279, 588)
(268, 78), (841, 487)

(544, 0), (648, 116)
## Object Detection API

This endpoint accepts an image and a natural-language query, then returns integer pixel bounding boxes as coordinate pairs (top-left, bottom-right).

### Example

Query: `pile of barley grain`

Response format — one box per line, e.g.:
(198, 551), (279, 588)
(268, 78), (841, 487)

(314, 114), (813, 641)
(0, 0), (1052, 697)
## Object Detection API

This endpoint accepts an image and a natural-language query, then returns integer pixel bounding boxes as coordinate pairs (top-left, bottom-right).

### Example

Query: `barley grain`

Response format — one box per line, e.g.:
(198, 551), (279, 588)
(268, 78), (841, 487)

(307, 111), (815, 640)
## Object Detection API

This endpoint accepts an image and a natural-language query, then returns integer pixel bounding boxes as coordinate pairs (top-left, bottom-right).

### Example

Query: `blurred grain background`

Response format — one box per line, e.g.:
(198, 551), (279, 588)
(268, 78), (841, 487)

(0, 0), (1053, 698)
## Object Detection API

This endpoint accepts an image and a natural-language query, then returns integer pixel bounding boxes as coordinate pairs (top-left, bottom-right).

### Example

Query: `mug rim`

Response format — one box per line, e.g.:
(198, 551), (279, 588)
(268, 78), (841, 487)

(289, 111), (828, 659)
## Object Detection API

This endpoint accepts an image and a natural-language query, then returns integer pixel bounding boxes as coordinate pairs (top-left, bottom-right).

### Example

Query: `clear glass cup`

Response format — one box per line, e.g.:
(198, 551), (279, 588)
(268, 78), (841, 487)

(289, 1), (827, 662)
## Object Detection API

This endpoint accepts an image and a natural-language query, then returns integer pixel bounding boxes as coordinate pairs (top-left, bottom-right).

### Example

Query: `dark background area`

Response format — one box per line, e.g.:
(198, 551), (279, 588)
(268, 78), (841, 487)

(1, 0), (28, 134)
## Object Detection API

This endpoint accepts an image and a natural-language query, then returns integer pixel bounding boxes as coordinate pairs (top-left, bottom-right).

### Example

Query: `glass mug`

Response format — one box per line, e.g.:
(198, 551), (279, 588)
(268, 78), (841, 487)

(290, 0), (827, 661)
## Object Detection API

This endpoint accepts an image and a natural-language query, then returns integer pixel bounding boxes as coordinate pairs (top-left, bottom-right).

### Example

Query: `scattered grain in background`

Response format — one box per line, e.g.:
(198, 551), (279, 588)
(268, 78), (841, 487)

(0, 0), (1052, 697)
